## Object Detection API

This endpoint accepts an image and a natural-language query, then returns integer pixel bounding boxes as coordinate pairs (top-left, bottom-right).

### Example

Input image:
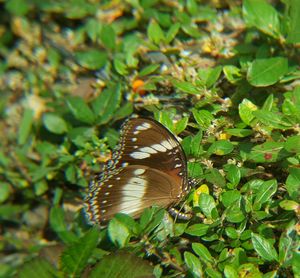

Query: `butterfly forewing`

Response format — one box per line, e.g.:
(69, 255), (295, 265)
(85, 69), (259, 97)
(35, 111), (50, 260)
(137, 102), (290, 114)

(85, 117), (189, 224)
(113, 118), (187, 177)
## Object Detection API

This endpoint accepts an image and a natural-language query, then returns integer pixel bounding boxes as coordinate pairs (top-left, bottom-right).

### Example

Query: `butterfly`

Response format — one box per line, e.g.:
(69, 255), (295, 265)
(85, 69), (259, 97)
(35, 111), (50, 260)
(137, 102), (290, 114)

(85, 117), (191, 224)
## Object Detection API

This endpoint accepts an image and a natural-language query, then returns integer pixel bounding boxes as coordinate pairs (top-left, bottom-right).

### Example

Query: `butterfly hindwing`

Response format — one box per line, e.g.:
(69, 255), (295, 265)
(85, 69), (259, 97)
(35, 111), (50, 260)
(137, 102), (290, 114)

(85, 165), (183, 223)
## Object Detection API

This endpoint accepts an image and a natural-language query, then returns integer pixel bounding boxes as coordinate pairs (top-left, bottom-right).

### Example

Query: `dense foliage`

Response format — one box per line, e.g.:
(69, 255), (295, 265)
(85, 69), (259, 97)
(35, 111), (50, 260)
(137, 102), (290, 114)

(0, 0), (299, 277)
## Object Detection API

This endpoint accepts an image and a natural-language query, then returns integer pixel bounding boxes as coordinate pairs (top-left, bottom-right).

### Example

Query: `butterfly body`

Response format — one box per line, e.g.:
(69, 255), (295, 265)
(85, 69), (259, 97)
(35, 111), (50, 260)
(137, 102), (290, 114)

(85, 117), (189, 224)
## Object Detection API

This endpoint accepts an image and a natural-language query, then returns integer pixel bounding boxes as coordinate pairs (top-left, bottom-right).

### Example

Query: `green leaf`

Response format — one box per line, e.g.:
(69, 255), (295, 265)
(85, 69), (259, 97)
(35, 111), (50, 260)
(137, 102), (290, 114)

(192, 243), (214, 264)
(172, 80), (200, 94)
(61, 228), (99, 276)
(17, 258), (58, 278)
(224, 265), (238, 278)
(282, 87), (300, 121)
(43, 113), (68, 134)
(75, 49), (107, 70)
(193, 109), (214, 129)
(184, 252), (203, 278)
(247, 57), (288, 87)
(0, 204), (28, 220)
(18, 108), (34, 145)
(92, 85), (122, 124)
(253, 179), (277, 210)
(224, 164), (241, 188)
(0, 182), (10, 203)
(90, 251), (154, 278)
(223, 65), (242, 84)
(225, 128), (253, 137)
(198, 66), (222, 88)
(147, 20), (165, 44)
(172, 79), (200, 95)
(238, 99), (257, 126)
(247, 141), (288, 163)
(85, 18), (102, 42)
(207, 140), (234, 156)
(185, 224), (209, 236)
(221, 190), (241, 208)
(225, 201), (245, 223)
(292, 248), (300, 276)
(251, 233), (279, 262)
(286, 168), (300, 200)
(243, 0), (280, 39)
(205, 168), (226, 188)
(49, 206), (77, 244)
(253, 110), (293, 129)
(174, 222), (188, 236)
(113, 55), (129, 76)
(225, 227), (239, 239)
(237, 263), (261, 276)
(113, 103), (134, 121)
(5, 0), (30, 16)
(285, 135), (300, 153)
(155, 111), (174, 133)
(174, 117), (189, 135)
(108, 217), (131, 247)
(100, 25), (116, 50)
(139, 64), (160, 77)
(165, 22), (180, 43)
(198, 194), (218, 219)
(67, 96), (95, 124)
(286, 0), (300, 43)
(279, 200), (299, 211)
(139, 207), (165, 234)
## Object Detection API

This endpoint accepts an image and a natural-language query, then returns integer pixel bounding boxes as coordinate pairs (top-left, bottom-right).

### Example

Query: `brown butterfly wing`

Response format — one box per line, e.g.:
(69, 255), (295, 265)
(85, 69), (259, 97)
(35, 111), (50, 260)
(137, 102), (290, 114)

(111, 118), (187, 183)
(85, 165), (183, 223)
(85, 117), (189, 224)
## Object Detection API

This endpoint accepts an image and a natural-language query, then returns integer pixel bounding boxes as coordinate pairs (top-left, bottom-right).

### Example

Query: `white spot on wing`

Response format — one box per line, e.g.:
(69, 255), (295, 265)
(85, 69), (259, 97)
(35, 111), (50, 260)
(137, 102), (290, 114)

(151, 144), (167, 152)
(134, 168), (146, 175)
(135, 123), (151, 131)
(119, 177), (147, 215)
(160, 140), (173, 150)
(131, 138), (137, 142)
(130, 151), (150, 159)
(139, 147), (157, 154)
(142, 122), (151, 128)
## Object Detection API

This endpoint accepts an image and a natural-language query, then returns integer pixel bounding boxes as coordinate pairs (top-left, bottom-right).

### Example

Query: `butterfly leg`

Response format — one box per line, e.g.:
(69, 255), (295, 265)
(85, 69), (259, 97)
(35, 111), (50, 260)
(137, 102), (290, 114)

(168, 207), (192, 220)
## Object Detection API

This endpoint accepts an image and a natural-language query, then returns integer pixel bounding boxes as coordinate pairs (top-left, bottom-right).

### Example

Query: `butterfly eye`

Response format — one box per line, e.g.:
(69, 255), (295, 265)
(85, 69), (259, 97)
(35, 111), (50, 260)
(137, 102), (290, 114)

(85, 117), (189, 224)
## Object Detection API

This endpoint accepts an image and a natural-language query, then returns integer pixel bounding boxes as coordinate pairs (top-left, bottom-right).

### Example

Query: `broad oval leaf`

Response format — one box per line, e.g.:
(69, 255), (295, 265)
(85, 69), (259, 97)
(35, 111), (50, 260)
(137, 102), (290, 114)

(43, 113), (68, 134)
(243, 0), (280, 39)
(185, 224), (209, 236)
(67, 96), (95, 124)
(184, 251), (203, 278)
(247, 57), (288, 87)
(108, 218), (131, 247)
(251, 233), (279, 262)
(192, 243), (214, 264)
(75, 49), (107, 70)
